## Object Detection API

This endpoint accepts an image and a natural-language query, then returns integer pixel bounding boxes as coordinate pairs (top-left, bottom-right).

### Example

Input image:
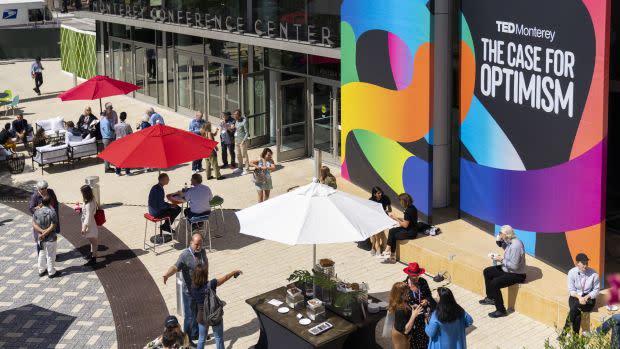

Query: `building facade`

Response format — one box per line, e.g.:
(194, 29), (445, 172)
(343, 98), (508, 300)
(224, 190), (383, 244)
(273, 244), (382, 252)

(82, 0), (342, 164)
(83, 0), (620, 274)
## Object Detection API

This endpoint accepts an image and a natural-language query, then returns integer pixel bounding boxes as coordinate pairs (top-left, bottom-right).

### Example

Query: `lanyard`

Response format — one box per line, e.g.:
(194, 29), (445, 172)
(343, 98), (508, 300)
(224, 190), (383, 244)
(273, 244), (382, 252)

(579, 273), (587, 293)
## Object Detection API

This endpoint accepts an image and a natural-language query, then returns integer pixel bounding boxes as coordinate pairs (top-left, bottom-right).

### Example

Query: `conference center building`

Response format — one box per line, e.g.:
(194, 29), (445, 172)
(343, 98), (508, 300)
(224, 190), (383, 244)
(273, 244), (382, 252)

(81, 0), (620, 278)
(81, 0), (341, 164)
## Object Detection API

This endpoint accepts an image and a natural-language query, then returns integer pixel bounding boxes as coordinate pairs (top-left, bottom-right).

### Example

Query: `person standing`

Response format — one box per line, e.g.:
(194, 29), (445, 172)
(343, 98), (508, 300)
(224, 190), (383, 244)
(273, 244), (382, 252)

(232, 109), (249, 175)
(31, 57), (44, 95)
(102, 102), (119, 126)
(138, 114), (151, 130)
(33, 197), (60, 278)
(148, 173), (182, 233)
(201, 122), (224, 180)
(219, 112), (236, 169)
(402, 262), (434, 348)
(561, 253), (600, 336)
(80, 185), (99, 267)
(250, 148), (276, 203)
(162, 233), (207, 345)
(426, 287), (473, 349)
(479, 225), (527, 318)
(114, 112), (133, 176)
(388, 281), (424, 349)
(100, 110), (115, 173)
(382, 193), (418, 263)
(148, 107), (165, 126)
(29, 180), (60, 242)
(191, 263), (241, 349)
(189, 112), (206, 174)
(77, 106), (98, 139)
(369, 186), (391, 256)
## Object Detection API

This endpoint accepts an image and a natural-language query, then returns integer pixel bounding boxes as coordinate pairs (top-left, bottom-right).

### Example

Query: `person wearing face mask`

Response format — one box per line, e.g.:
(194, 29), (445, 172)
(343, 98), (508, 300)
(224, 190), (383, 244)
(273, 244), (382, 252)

(29, 180), (60, 251)
(162, 233), (208, 346)
(561, 253), (600, 337)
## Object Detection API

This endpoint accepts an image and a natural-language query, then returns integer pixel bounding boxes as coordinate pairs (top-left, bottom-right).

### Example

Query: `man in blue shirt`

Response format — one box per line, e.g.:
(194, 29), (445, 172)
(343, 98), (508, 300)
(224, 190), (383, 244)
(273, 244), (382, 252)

(148, 107), (165, 126)
(148, 173), (181, 233)
(189, 111), (205, 173)
(31, 57), (44, 95)
(99, 113), (115, 173)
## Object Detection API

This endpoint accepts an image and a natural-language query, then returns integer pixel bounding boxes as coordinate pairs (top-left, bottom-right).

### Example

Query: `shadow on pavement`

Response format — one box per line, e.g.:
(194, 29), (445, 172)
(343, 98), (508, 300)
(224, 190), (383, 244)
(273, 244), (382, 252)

(221, 317), (260, 349)
(0, 304), (76, 346)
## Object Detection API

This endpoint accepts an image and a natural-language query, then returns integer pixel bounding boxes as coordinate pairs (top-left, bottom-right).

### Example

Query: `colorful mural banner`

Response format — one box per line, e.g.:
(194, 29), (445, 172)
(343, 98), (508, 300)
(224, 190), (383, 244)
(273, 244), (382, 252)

(340, 0), (433, 218)
(460, 0), (611, 272)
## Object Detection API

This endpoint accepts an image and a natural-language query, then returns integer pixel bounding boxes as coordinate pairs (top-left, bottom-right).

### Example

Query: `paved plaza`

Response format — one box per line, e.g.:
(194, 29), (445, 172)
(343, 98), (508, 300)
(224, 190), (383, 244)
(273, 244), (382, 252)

(0, 60), (561, 348)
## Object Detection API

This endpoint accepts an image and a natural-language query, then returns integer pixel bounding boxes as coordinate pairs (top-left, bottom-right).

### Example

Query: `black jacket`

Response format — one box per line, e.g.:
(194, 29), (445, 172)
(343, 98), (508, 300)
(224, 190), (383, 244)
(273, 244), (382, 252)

(404, 276), (437, 310)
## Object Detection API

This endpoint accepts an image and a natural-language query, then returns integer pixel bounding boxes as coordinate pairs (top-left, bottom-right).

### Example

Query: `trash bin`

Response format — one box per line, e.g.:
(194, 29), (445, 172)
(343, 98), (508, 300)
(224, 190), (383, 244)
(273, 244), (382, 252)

(176, 271), (185, 317)
(85, 176), (100, 205)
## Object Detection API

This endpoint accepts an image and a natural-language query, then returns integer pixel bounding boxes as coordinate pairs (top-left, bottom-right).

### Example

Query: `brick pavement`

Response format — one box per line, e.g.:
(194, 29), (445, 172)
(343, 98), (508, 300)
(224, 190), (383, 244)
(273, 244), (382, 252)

(0, 60), (562, 348)
(0, 203), (115, 348)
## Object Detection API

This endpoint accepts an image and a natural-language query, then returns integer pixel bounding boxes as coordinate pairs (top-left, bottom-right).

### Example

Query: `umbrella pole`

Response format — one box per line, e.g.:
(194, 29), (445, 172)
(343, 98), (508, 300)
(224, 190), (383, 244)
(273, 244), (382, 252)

(313, 244), (316, 267)
(99, 98), (102, 114)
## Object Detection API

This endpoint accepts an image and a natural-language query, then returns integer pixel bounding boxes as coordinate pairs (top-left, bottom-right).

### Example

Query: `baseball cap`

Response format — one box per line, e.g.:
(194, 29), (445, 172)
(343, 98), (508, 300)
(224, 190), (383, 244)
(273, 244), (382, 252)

(164, 315), (179, 328)
(575, 253), (590, 263)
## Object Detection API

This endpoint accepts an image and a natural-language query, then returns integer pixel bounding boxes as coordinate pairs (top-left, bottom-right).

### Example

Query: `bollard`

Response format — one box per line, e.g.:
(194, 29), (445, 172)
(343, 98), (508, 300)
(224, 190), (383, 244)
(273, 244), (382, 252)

(313, 148), (322, 180)
(176, 271), (185, 317)
(85, 176), (101, 205)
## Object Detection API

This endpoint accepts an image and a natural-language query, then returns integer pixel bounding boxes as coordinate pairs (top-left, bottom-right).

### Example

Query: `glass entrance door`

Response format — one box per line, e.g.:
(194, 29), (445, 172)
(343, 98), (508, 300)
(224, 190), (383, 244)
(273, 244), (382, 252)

(311, 83), (340, 163)
(277, 78), (308, 161)
(244, 71), (269, 146)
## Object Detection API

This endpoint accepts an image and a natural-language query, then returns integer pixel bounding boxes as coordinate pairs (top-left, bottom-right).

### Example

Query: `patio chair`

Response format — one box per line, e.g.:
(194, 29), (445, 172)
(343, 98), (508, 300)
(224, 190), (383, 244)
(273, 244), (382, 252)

(6, 95), (19, 115)
(0, 90), (12, 113)
(209, 195), (225, 235)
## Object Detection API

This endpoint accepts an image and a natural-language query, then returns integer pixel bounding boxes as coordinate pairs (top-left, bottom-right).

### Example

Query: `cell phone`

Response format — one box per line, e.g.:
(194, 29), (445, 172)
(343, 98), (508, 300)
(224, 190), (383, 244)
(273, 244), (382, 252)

(233, 271), (242, 278)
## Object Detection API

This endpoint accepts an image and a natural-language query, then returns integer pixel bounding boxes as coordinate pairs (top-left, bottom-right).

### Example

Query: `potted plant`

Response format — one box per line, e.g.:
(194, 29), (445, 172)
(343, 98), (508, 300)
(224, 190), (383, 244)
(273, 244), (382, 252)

(287, 270), (314, 297)
(314, 271), (337, 305)
(334, 283), (363, 318)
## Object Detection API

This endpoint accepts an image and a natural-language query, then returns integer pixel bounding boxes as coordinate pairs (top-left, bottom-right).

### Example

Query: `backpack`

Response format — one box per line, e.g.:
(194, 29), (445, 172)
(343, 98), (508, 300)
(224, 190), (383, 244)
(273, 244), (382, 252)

(203, 287), (224, 326)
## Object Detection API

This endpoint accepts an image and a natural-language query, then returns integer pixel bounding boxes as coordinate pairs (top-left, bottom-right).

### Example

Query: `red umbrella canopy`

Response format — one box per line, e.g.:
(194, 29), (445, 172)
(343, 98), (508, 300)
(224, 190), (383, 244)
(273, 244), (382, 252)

(98, 124), (218, 169)
(58, 75), (140, 101)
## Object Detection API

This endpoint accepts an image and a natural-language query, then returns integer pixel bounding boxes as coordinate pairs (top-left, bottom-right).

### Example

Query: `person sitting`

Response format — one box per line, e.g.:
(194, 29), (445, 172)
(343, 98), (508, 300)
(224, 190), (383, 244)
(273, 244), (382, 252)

(65, 121), (81, 137)
(368, 186), (391, 256)
(31, 128), (47, 157)
(77, 106), (98, 138)
(561, 253), (600, 337)
(148, 107), (165, 126)
(382, 193), (418, 263)
(479, 225), (527, 318)
(11, 112), (32, 143)
(148, 173), (182, 233)
(0, 123), (17, 152)
(144, 315), (190, 349)
(138, 114), (152, 130)
(319, 166), (337, 189)
(178, 173), (213, 220)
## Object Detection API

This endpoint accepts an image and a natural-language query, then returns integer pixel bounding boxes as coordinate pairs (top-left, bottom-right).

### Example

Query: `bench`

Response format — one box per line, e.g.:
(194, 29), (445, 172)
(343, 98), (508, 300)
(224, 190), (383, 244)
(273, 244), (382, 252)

(32, 137), (99, 174)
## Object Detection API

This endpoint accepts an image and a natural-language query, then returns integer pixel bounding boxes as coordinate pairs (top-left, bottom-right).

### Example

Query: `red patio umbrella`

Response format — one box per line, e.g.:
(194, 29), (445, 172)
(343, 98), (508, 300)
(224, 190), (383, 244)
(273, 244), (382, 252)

(58, 75), (140, 113)
(97, 124), (218, 169)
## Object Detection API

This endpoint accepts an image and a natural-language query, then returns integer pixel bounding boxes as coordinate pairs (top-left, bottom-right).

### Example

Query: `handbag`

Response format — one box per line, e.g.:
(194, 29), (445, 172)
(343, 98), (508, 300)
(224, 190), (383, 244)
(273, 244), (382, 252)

(252, 168), (267, 185)
(94, 203), (106, 226)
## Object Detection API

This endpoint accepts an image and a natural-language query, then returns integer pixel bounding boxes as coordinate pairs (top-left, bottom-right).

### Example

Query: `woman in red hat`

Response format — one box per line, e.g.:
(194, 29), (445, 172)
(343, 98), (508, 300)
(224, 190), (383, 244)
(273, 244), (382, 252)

(402, 262), (434, 348)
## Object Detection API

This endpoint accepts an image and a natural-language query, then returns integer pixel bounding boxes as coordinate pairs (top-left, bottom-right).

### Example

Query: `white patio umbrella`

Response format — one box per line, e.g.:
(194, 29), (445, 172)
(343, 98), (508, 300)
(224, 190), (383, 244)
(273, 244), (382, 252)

(235, 181), (397, 264)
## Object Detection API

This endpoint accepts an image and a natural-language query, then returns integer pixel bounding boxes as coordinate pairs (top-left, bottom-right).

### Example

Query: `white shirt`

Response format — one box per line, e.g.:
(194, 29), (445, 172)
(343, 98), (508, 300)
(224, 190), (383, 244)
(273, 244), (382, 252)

(184, 184), (212, 214)
(567, 266), (600, 299)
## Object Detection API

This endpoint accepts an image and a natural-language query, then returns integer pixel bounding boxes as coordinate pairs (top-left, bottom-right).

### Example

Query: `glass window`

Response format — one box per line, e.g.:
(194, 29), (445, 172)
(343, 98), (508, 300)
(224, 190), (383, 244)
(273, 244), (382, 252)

(253, 46), (265, 71)
(308, 0), (340, 47)
(134, 27), (156, 45)
(208, 63), (222, 117)
(112, 41), (122, 81)
(265, 48), (307, 74)
(312, 83), (333, 152)
(193, 57), (205, 113)
(123, 43), (133, 83)
(135, 46), (146, 90)
(28, 9), (44, 22)
(167, 46), (175, 107)
(308, 56), (340, 80)
(175, 34), (203, 54)
(205, 39), (239, 60)
(177, 54), (191, 108)
(253, 0), (307, 41)
(146, 48), (158, 99)
(224, 65), (239, 112)
(157, 48), (165, 103)
(109, 23), (130, 39)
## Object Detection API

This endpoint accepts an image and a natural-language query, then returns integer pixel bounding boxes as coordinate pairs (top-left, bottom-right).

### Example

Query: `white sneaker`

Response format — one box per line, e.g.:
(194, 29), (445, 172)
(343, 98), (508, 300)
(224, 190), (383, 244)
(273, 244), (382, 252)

(241, 170), (249, 176)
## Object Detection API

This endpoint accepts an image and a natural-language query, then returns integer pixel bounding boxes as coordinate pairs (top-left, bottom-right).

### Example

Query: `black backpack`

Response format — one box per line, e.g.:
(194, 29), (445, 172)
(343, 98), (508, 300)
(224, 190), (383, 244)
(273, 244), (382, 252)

(203, 287), (224, 326)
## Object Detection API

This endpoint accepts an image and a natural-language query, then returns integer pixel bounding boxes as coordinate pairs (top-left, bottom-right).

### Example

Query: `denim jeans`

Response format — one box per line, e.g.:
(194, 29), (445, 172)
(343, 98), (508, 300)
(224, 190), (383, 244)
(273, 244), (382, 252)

(182, 290), (198, 339)
(192, 159), (203, 171)
(596, 314), (620, 348)
(197, 321), (224, 349)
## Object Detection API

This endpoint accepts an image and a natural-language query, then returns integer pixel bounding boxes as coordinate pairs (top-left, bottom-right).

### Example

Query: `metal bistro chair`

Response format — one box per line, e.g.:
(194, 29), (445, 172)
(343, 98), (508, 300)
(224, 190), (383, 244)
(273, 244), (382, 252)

(6, 95), (19, 115)
(185, 214), (213, 252)
(209, 195), (225, 235)
(143, 213), (173, 255)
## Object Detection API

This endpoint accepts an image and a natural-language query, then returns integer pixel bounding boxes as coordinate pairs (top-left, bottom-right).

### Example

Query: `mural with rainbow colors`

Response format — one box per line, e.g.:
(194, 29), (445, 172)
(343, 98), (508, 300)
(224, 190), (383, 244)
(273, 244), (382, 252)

(460, 0), (610, 273)
(340, 0), (433, 219)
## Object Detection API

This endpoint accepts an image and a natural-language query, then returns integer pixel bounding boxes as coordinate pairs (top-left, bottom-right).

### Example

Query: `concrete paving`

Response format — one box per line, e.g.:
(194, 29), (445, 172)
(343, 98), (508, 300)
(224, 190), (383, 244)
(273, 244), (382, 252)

(0, 60), (560, 348)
